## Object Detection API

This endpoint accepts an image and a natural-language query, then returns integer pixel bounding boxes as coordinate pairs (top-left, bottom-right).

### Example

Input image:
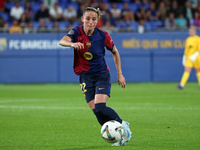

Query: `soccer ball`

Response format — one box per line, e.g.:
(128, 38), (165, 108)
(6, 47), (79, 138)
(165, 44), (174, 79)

(100, 120), (124, 143)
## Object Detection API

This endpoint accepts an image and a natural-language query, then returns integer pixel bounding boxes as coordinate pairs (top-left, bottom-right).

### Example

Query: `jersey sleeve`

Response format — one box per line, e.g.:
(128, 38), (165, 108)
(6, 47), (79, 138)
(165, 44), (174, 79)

(105, 33), (114, 51)
(66, 27), (79, 42)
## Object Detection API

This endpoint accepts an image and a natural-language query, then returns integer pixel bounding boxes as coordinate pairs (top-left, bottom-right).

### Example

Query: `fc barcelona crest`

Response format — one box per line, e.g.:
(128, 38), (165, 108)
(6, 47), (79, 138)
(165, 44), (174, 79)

(86, 42), (91, 48)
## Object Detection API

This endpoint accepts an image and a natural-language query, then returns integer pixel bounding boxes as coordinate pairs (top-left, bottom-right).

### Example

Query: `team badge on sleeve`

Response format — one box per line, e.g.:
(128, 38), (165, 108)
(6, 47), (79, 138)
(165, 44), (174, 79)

(68, 30), (74, 35)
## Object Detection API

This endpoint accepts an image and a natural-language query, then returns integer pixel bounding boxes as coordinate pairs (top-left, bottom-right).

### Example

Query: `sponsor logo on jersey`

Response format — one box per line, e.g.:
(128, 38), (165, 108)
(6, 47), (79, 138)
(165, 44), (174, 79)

(83, 52), (93, 60)
(68, 30), (74, 35)
(86, 42), (91, 48)
(0, 38), (7, 52)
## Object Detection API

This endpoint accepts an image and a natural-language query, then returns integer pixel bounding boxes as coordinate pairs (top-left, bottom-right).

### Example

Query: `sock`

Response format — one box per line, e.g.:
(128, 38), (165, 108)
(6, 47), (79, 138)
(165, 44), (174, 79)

(180, 72), (190, 87)
(196, 72), (200, 87)
(92, 109), (107, 126)
(95, 103), (122, 125)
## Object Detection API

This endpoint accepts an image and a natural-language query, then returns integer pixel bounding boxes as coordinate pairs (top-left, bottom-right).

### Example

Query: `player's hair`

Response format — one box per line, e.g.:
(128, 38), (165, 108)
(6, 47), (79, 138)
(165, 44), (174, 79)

(83, 7), (102, 19)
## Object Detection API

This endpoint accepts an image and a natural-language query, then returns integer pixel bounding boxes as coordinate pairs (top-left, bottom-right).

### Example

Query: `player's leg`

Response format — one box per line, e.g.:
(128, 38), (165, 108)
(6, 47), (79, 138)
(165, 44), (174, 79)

(177, 66), (192, 89)
(94, 94), (122, 124)
(195, 68), (200, 89)
(80, 73), (109, 125)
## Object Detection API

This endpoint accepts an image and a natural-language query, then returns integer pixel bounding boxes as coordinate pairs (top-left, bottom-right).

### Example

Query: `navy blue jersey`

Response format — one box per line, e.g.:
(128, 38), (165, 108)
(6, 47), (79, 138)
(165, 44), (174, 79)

(67, 26), (114, 75)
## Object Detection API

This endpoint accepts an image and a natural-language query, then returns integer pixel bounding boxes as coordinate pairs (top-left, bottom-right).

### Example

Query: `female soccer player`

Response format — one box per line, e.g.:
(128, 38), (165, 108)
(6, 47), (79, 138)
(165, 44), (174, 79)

(59, 7), (132, 146)
(177, 26), (200, 90)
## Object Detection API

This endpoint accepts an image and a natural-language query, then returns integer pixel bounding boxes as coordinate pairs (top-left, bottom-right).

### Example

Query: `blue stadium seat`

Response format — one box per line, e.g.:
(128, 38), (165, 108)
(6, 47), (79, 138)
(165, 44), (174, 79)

(59, 21), (68, 30)
(32, 21), (40, 29)
(31, 2), (41, 13)
(45, 22), (54, 29)
(129, 3), (138, 13)
(0, 12), (10, 22)
(5, 2), (15, 9)
(116, 3), (124, 10)
(150, 21), (164, 28)
(144, 22), (152, 32)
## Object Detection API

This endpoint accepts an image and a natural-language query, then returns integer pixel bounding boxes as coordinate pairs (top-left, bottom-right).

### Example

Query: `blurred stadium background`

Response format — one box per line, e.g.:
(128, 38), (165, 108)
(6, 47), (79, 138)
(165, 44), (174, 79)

(0, 0), (200, 84)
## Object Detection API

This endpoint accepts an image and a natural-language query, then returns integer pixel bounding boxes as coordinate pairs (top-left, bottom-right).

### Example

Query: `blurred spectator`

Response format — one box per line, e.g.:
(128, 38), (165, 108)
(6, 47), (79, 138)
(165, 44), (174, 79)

(37, 19), (49, 33)
(183, 1), (195, 24)
(99, 2), (110, 16)
(135, 5), (148, 21)
(110, 3), (121, 21)
(0, 1), (10, 14)
(190, 11), (200, 27)
(141, 0), (150, 10)
(10, 1), (24, 20)
(102, 11), (115, 26)
(189, 0), (198, 8)
(24, 1), (34, 21)
(0, 16), (8, 33)
(138, 19), (145, 33)
(19, 13), (29, 28)
(49, 2), (63, 21)
(63, 5), (77, 23)
(43, 0), (57, 8)
(77, 3), (86, 18)
(163, 0), (171, 11)
(121, 2), (135, 22)
(158, 1), (167, 21)
(101, 20), (116, 33)
(164, 12), (176, 30)
(195, 4), (200, 13)
(168, 0), (180, 18)
(175, 13), (187, 29)
(146, 1), (159, 21)
(24, 22), (34, 33)
(0, 0), (5, 10)
(9, 19), (23, 34)
(52, 21), (60, 32)
(35, 2), (50, 22)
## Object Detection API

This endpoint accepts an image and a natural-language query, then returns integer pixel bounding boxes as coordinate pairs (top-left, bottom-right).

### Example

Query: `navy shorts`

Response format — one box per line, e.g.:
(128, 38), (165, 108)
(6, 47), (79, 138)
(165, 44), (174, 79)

(79, 70), (111, 103)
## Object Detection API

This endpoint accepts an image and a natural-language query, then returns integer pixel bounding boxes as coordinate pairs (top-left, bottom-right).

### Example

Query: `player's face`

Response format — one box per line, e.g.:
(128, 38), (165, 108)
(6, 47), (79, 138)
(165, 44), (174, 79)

(82, 11), (98, 31)
(189, 28), (196, 36)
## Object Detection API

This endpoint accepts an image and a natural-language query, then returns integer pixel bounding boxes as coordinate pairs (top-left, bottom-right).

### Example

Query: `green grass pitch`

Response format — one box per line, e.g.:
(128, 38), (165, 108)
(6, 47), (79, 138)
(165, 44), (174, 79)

(0, 82), (200, 150)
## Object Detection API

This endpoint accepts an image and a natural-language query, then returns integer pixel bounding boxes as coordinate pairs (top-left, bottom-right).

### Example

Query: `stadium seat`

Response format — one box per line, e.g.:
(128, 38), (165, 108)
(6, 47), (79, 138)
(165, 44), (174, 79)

(59, 21), (68, 30)
(116, 3), (124, 10)
(0, 12), (10, 22)
(144, 22), (152, 32)
(31, 2), (41, 13)
(5, 2), (15, 9)
(150, 21), (164, 28)
(32, 21), (40, 29)
(129, 3), (138, 13)
(45, 22), (54, 29)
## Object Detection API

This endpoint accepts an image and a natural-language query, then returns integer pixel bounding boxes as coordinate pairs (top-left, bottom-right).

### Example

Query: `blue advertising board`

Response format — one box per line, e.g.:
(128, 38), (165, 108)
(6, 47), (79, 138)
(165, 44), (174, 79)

(0, 32), (198, 83)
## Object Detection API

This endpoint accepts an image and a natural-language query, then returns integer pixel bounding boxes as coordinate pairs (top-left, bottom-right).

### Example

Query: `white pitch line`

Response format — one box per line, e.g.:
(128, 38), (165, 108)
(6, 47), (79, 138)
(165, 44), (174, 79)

(0, 105), (199, 110)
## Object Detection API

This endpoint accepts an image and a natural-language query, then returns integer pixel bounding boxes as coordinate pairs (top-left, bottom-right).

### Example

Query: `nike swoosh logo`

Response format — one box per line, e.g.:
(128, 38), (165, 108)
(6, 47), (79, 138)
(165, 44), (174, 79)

(99, 88), (105, 90)
(126, 130), (130, 138)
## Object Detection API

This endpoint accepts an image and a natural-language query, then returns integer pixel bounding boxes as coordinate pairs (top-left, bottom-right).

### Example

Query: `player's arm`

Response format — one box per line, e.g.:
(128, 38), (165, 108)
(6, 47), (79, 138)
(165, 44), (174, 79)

(111, 45), (126, 88)
(59, 35), (84, 50)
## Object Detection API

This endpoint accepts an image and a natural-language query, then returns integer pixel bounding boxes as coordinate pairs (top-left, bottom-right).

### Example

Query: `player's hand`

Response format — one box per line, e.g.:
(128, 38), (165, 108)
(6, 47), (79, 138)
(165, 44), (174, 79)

(71, 42), (84, 50)
(117, 74), (126, 88)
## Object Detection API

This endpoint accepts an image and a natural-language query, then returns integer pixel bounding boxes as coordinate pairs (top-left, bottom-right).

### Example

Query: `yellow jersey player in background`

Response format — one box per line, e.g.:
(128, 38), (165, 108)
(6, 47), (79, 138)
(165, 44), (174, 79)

(177, 26), (200, 90)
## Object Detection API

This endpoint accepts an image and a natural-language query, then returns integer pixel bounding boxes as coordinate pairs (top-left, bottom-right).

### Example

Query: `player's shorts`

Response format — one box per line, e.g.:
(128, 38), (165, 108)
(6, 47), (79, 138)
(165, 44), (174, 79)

(185, 56), (200, 69)
(79, 69), (111, 103)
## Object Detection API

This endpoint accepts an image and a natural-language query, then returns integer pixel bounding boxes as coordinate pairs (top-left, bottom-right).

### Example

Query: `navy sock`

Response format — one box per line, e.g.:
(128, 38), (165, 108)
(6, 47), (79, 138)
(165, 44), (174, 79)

(92, 109), (107, 126)
(95, 103), (122, 124)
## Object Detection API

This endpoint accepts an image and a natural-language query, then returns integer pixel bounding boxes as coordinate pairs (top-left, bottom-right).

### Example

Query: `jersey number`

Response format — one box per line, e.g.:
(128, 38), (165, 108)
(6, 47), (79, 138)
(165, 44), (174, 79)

(80, 82), (87, 93)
